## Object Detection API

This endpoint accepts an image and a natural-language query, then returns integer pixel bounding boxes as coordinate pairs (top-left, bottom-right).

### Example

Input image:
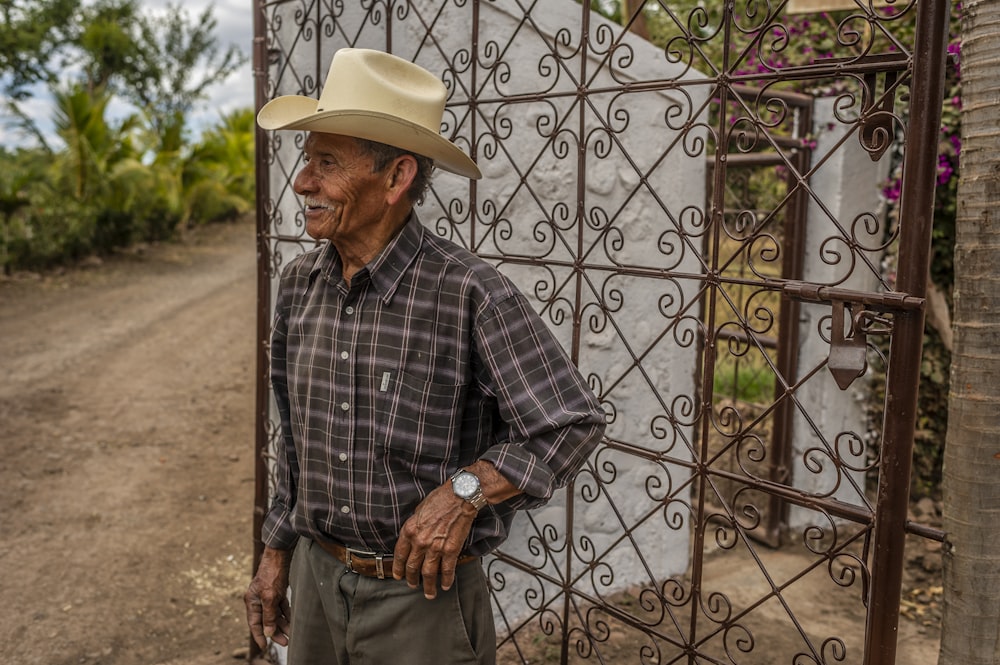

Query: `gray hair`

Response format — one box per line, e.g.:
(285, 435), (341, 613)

(354, 138), (435, 206)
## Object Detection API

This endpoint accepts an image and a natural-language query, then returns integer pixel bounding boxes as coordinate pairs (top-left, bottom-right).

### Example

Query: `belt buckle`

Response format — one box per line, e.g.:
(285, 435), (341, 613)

(345, 547), (385, 579)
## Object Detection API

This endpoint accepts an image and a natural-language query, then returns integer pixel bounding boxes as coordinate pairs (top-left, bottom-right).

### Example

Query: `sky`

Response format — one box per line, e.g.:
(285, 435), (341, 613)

(0, 0), (256, 149)
(183, 0), (256, 129)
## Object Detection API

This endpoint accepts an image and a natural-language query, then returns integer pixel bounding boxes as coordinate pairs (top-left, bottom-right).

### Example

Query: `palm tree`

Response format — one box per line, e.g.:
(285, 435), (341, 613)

(50, 83), (140, 201)
(49, 83), (185, 248)
(181, 108), (255, 225)
(938, 1), (1000, 663)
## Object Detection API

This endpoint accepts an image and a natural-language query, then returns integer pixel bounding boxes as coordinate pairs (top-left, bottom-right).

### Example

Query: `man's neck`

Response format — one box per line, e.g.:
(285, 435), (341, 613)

(336, 208), (412, 285)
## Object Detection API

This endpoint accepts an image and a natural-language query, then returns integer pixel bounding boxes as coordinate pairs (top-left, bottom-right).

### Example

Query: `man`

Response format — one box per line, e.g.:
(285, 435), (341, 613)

(245, 48), (606, 665)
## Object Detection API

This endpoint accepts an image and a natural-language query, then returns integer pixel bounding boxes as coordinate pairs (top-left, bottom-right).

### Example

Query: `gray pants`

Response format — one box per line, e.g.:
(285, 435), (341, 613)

(287, 539), (497, 665)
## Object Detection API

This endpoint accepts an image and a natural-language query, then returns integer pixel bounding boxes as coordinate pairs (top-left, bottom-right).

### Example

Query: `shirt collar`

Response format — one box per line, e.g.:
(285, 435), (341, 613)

(366, 213), (423, 305)
(307, 213), (424, 305)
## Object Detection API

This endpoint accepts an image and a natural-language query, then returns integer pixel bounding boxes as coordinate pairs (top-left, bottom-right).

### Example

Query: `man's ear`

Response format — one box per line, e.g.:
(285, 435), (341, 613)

(385, 154), (418, 206)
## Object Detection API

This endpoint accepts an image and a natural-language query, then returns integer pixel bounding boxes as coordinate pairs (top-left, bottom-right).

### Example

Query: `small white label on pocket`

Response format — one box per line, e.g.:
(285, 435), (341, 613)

(380, 372), (392, 392)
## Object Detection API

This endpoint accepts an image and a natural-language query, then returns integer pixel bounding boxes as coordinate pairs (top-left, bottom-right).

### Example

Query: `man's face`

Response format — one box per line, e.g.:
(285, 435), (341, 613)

(293, 133), (387, 244)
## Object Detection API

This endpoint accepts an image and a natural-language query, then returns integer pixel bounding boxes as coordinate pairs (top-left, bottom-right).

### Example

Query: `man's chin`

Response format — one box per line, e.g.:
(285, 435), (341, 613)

(305, 218), (335, 242)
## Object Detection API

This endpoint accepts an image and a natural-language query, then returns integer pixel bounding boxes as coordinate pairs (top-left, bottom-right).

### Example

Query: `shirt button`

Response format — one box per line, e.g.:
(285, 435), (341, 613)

(340, 351), (349, 360)
(338, 453), (348, 462)
(344, 306), (355, 315)
(340, 505), (350, 514)
(341, 402), (350, 411)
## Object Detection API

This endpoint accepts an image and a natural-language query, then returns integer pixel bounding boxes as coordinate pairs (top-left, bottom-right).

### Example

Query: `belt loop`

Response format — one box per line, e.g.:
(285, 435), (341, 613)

(375, 554), (385, 579)
(345, 549), (356, 574)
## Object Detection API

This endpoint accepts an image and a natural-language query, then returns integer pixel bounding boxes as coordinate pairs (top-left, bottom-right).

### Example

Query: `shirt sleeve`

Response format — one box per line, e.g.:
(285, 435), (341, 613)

(260, 281), (301, 550)
(475, 292), (606, 510)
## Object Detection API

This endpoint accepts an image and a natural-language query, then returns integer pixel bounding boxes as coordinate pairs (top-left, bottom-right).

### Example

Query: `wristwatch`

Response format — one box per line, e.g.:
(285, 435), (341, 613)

(450, 469), (488, 511)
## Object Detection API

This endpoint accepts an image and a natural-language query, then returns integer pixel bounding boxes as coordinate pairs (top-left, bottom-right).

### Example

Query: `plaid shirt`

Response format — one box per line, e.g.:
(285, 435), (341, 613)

(262, 215), (606, 556)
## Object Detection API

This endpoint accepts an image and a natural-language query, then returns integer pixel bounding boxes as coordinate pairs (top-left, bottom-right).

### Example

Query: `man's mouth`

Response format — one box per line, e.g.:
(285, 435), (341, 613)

(304, 199), (331, 212)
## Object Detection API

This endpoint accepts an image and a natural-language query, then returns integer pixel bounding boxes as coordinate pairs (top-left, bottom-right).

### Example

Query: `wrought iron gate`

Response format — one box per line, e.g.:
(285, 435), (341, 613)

(252, 2), (950, 663)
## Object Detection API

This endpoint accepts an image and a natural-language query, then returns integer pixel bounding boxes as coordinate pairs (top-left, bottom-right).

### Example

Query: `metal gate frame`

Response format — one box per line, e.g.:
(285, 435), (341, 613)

(251, 2), (952, 663)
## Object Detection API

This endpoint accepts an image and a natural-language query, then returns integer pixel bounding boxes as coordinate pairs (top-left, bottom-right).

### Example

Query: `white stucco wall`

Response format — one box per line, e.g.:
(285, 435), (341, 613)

(788, 96), (894, 528)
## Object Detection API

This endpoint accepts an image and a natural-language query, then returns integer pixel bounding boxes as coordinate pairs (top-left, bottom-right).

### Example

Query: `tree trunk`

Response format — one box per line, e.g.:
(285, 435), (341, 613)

(621, 0), (650, 41)
(939, 1), (1000, 663)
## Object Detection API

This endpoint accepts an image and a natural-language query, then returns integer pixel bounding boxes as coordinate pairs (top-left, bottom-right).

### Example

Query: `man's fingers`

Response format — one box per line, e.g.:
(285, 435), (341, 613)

(392, 536), (413, 581)
(279, 595), (292, 625)
(244, 595), (269, 650)
(270, 624), (290, 647)
(245, 581), (291, 649)
(439, 561), (457, 593)
(249, 627), (269, 651)
(405, 557), (423, 588)
(261, 597), (278, 636)
(243, 548), (293, 650)
(422, 554), (444, 599)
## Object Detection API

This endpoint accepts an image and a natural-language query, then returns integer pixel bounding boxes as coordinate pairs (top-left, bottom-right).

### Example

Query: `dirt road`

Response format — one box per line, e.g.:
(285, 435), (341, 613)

(0, 221), (257, 665)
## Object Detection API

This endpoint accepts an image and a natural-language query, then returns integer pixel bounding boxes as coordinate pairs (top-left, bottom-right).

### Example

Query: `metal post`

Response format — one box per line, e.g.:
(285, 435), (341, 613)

(863, 1), (950, 663)
(250, 0), (272, 659)
(767, 96), (813, 547)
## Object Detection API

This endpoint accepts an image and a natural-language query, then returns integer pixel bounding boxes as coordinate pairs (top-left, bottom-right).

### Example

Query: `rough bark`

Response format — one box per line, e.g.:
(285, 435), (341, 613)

(939, 0), (1000, 663)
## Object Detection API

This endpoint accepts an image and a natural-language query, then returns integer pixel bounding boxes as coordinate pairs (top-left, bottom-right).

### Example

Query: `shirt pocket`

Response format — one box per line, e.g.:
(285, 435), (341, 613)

(376, 367), (467, 482)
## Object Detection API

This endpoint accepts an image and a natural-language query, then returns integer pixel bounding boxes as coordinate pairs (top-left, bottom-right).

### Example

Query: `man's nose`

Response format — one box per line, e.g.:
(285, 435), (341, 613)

(293, 163), (316, 195)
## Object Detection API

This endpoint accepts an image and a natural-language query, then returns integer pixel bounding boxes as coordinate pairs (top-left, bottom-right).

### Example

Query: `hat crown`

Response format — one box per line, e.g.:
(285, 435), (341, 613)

(316, 49), (447, 135)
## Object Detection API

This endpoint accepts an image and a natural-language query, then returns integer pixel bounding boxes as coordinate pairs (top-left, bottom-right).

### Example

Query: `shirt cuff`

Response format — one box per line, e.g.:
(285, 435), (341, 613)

(479, 442), (557, 511)
(261, 502), (300, 550)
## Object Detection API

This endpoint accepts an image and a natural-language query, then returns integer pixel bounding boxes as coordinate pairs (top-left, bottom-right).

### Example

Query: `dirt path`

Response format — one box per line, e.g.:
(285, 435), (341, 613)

(0, 221), (257, 665)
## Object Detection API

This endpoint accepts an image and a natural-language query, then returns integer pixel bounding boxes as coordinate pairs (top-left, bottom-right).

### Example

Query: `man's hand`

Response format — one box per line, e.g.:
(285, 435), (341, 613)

(244, 546), (293, 650)
(392, 481), (477, 600)
(394, 461), (522, 599)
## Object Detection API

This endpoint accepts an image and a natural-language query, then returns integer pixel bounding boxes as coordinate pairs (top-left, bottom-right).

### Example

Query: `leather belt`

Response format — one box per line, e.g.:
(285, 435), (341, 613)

(314, 539), (477, 579)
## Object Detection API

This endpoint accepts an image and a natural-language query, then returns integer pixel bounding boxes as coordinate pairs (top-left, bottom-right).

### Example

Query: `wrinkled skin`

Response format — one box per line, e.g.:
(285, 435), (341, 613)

(393, 460), (521, 599)
(392, 484), (479, 599)
(244, 547), (292, 651)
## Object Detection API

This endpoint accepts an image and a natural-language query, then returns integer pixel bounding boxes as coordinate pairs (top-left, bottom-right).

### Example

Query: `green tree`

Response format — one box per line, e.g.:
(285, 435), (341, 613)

(0, 164), (33, 274)
(181, 108), (255, 225)
(50, 83), (140, 201)
(1, 1), (250, 268)
(47, 81), (189, 248)
(6, 0), (246, 151)
(74, 0), (145, 93)
(0, 0), (76, 99)
(46, 82), (166, 250)
(121, 3), (245, 142)
(189, 109), (255, 196)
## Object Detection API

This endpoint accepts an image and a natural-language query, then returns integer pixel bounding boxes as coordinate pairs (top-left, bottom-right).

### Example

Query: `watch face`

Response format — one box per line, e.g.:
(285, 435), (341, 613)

(453, 472), (479, 499)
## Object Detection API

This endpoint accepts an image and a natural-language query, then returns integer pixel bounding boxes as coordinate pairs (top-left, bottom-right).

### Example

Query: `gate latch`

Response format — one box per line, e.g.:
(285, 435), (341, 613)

(829, 300), (867, 390)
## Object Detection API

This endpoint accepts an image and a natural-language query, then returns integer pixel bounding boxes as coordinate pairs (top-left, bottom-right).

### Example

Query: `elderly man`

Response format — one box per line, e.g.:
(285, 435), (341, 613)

(245, 48), (606, 665)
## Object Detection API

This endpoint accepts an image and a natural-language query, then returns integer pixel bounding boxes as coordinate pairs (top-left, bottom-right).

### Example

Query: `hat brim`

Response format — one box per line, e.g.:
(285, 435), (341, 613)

(258, 96), (482, 180)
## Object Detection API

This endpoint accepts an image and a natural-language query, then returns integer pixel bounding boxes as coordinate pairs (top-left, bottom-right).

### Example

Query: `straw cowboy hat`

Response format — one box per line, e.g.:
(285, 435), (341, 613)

(257, 48), (481, 179)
